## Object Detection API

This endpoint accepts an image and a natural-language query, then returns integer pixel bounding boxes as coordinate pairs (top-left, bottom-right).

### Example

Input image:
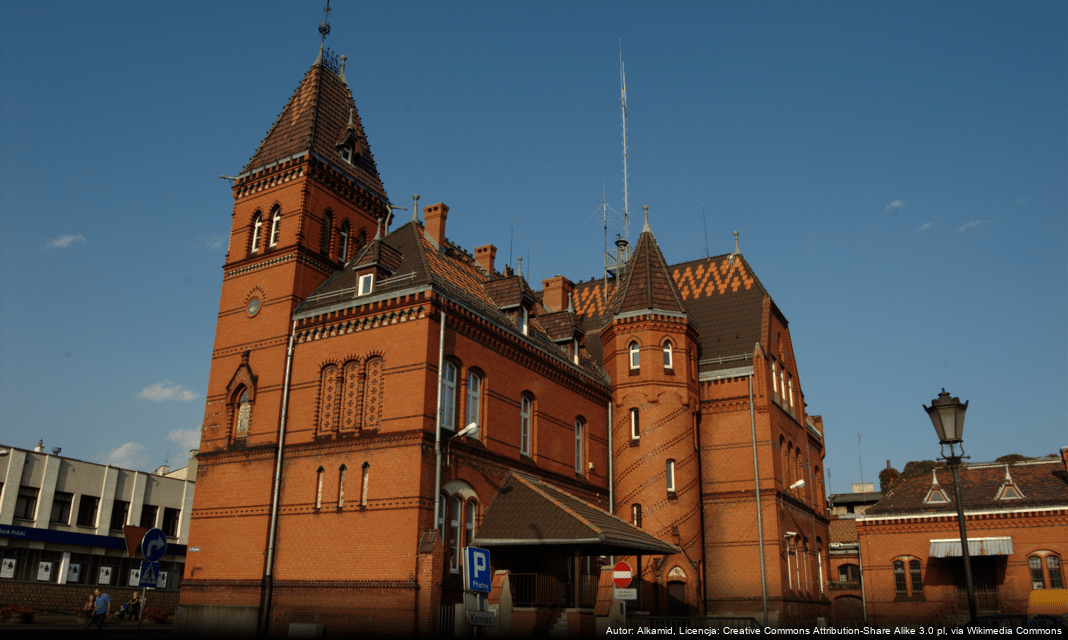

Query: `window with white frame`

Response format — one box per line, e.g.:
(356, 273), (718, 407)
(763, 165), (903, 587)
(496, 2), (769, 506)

(629, 341), (640, 370)
(440, 361), (457, 431)
(663, 341), (673, 369)
(632, 503), (642, 528)
(269, 207), (281, 247)
(466, 371), (482, 438)
(358, 274), (373, 296)
(520, 394), (532, 456)
(251, 213), (262, 253)
(666, 459), (676, 492)
(572, 337), (580, 365)
(340, 223), (350, 263)
(575, 418), (585, 474)
(517, 307), (528, 335)
(630, 408), (640, 440)
(315, 466), (324, 510)
(466, 501), (477, 550)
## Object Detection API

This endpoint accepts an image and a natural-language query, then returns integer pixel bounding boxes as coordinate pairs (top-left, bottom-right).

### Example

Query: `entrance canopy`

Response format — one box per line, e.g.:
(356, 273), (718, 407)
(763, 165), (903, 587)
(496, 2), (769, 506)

(929, 536), (1014, 558)
(474, 472), (678, 556)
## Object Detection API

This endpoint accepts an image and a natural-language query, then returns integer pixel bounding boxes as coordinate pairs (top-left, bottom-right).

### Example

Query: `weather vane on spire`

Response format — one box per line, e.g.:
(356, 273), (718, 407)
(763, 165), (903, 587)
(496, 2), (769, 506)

(319, 0), (332, 44)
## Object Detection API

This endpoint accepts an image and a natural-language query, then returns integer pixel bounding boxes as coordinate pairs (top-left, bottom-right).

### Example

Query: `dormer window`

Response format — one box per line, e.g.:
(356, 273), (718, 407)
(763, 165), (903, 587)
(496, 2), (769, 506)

(572, 337), (580, 365)
(517, 307), (528, 336)
(358, 274), (373, 296)
(340, 141), (354, 164)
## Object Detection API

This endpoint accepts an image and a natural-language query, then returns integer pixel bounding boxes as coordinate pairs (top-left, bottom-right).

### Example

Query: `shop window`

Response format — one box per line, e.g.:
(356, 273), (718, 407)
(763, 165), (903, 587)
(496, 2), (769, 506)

(50, 491), (73, 524)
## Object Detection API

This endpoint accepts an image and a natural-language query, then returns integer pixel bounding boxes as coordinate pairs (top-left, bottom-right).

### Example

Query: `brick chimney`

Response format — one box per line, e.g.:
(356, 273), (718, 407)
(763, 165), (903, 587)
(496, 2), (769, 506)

(424, 203), (449, 249)
(475, 244), (497, 276)
(541, 275), (574, 313)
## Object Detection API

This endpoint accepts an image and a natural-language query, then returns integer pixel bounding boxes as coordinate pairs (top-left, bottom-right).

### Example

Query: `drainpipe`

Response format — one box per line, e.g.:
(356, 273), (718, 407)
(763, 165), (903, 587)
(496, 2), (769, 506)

(432, 299), (447, 536)
(260, 320), (297, 636)
(607, 401), (614, 517)
(748, 343), (769, 626)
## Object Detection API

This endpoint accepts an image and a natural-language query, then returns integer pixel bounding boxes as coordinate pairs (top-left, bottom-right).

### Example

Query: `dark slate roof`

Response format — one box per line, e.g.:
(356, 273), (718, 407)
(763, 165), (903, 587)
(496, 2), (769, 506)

(604, 229), (688, 321)
(295, 222), (607, 382)
(539, 310), (583, 343)
(570, 253), (770, 373)
(242, 51), (387, 203)
(829, 492), (883, 506)
(864, 458), (1068, 517)
(474, 472), (679, 555)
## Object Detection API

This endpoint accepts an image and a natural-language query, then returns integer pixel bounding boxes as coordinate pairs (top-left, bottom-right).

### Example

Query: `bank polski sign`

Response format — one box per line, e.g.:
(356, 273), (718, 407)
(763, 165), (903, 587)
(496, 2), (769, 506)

(463, 546), (491, 593)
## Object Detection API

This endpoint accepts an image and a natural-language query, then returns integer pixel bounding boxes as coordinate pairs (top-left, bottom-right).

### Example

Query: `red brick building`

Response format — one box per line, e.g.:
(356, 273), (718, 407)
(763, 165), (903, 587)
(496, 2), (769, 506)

(177, 41), (830, 636)
(853, 452), (1068, 625)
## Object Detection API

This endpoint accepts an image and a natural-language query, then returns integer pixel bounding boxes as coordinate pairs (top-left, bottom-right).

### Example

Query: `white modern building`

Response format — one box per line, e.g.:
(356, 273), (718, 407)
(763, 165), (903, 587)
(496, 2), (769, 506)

(0, 442), (195, 599)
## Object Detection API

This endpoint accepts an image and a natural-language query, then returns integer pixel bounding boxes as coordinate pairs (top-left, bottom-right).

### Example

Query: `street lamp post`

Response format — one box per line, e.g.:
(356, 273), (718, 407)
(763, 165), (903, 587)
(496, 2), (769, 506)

(924, 388), (978, 625)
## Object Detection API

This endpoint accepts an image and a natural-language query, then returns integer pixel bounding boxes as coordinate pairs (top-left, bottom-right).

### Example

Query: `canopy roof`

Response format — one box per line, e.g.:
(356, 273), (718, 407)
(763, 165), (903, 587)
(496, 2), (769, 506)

(473, 472), (678, 556)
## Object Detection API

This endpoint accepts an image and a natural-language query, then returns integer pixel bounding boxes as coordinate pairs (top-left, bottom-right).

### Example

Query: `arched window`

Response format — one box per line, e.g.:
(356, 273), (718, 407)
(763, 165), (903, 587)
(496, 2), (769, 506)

(666, 459), (676, 492)
(339, 223), (350, 263)
(663, 341), (673, 369)
(574, 418), (585, 474)
(629, 341), (640, 370)
(360, 461), (370, 507)
(520, 394), (533, 457)
(838, 563), (860, 585)
(893, 557), (924, 598)
(315, 466), (325, 510)
(1029, 553), (1065, 589)
(465, 371), (482, 438)
(250, 213), (263, 253)
(466, 500), (477, 548)
(630, 408), (640, 440)
(321, 211), (333, 254)
(338, 464), (347, 508)
(449, 495), (463, 573)
(439, 361), (457, 431)
(269, 206), (281, 247)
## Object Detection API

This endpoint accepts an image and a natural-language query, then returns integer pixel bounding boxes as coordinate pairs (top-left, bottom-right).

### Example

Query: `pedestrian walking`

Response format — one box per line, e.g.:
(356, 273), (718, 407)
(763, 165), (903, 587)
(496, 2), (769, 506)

(90, 588), (110, 637)
(81, 591), (95, 634)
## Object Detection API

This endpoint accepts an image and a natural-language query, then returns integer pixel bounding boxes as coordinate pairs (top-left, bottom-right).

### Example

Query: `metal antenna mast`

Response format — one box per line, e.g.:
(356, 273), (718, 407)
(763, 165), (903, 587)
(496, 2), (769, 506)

(619, 44), (631, 253)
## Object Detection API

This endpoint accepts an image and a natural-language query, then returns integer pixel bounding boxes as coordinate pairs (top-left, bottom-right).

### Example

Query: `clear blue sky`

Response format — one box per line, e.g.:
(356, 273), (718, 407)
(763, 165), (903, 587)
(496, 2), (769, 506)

(2, 1), (1065, 494)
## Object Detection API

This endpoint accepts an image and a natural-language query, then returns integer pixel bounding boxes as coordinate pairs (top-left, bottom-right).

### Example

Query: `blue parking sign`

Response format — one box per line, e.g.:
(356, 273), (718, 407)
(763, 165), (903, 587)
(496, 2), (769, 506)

(463, 547), (491, 593)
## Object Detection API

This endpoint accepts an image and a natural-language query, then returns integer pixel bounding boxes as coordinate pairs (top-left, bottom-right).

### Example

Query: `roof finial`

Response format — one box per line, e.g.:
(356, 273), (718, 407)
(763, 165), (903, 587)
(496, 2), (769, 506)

(567, 291), (575, 314)
(931, 468), (940, 485)
(347, 108), (355, 129)
(412, 194), (420, 223)
(374, 217), (382, 241)
(642, 204), (650, 233)
(517, 256), (523, 278)
(733, 230), (741, 255)
(319, 0), (332, 45)
(339, 54), (347, 82)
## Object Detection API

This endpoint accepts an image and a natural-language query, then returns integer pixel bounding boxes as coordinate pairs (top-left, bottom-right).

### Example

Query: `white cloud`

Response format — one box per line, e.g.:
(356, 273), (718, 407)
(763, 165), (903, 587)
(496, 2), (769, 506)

(1015, 197), (1028, 204)
(103, 442), (150, 470)
(137, 380), (200, 402)
(885, 200), (907, 211)
(197, 234), (224, 250)
(916, 222), (933, 232)
(166, 427), (202, 452)
(957, 220), (986, 233)
(47, 234), (86, 249)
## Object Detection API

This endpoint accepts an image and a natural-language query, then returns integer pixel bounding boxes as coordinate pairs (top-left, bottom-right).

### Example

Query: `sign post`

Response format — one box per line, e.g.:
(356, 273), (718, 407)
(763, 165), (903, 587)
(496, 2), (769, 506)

(463, 547), (495, 630)
(136, 528), (167, 636)
(613, 561), (635, 626)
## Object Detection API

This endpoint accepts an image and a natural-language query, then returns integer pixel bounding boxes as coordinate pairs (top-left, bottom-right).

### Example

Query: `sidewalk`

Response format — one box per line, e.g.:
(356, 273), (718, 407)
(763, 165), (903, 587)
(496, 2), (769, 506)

(2, 611), (173, 637)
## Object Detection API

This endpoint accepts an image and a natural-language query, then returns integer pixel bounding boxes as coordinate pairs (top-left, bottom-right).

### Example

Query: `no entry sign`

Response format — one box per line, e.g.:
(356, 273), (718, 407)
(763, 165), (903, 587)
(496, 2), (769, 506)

(613, 561), (633, 588)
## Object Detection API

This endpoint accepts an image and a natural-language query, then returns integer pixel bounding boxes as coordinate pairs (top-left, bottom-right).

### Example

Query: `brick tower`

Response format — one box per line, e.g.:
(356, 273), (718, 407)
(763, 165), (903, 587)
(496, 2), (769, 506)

(201, 46), (388, 452)
(600, 209), (704, 615)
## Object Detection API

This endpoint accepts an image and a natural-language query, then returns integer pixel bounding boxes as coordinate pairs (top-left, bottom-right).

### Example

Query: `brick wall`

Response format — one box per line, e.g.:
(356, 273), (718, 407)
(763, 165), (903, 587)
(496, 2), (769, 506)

(0, 581), (178, 615)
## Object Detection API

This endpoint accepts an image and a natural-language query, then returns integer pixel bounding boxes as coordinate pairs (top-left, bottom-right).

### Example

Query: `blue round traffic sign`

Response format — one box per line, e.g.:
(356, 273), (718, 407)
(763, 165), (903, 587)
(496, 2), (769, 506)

(141, 528), (168, 562)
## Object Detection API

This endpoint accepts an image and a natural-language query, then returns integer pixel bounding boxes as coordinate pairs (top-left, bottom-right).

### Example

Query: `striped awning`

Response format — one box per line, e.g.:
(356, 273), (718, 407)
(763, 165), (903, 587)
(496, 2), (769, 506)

(929, 537), (1014, 558)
